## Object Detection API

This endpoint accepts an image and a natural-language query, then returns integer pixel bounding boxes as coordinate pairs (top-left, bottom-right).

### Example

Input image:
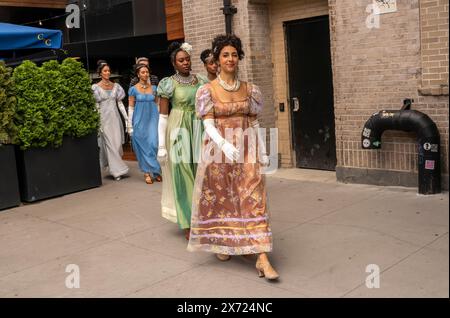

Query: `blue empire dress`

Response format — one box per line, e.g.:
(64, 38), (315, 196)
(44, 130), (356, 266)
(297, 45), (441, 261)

(128, 85), (161, 178)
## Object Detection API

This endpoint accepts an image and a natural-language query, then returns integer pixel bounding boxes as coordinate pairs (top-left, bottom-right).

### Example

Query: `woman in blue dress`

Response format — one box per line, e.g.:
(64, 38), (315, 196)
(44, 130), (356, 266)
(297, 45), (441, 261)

(128, 64), (162, 184)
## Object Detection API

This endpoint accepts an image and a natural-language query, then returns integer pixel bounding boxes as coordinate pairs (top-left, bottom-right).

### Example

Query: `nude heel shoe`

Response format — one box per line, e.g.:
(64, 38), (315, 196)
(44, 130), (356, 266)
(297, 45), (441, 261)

(144, 173), (153, 184)
(256, 258), (279, 280)
(216, 254), (231, 261)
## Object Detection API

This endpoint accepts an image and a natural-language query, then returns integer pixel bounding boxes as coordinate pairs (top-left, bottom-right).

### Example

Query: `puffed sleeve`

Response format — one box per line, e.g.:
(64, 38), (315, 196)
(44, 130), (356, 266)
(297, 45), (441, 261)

(91, 84), (102, 103)
(157, 77), (174, 99)
(249, 83), (263, 115)
(116, 84), (125, 101)
(128, 86), (136, 97)
(195, 84), (214, 119)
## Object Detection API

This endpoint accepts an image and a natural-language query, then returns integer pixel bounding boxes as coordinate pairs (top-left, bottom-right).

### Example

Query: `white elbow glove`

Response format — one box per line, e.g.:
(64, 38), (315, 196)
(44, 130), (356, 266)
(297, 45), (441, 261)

(251, 119), (269, 166)
(127, 106), (134, 135)
(158, 114), (168, 163)
(117, 100), (129, 122)
(204, 118), (240, 162)
(95, 103), (103, 134)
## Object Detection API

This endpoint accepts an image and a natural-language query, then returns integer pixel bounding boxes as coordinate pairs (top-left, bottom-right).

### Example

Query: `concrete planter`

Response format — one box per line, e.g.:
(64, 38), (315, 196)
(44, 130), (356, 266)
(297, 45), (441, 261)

(0, 144), (21, 210)
(16, 133), (102, 202)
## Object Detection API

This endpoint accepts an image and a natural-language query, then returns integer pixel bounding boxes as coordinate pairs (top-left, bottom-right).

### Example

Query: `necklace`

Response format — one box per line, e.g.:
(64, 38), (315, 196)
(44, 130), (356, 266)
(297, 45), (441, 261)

(139, 81), (148, 89)
(217, 74), (240, 92)
(173, 72), (196, 85)
(100, 80), (113, 88)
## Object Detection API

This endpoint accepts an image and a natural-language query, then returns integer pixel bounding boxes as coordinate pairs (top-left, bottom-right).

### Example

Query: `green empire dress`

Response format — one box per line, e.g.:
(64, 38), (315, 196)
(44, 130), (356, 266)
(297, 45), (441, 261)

(157, 75), (207, 229)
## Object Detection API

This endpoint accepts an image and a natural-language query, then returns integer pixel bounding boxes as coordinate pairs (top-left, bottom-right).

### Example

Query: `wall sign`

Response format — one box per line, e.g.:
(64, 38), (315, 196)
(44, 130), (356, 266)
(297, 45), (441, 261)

(374, 0), (397, 14)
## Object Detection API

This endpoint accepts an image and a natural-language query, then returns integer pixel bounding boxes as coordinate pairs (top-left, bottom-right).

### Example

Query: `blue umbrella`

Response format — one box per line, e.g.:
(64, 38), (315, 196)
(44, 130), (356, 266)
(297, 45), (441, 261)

(0, 22), (62, 50)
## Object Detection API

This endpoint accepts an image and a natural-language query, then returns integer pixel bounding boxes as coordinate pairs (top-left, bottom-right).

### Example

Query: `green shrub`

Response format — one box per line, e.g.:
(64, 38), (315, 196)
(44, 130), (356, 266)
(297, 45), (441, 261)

(0, 61), (18, 145)
(12, 58), (99, 150)
(60, 58), (99, 138)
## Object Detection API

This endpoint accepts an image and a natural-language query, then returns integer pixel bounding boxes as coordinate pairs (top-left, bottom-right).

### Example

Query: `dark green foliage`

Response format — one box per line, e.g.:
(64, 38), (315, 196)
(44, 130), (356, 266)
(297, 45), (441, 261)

(12, 59), (99, 150)
(0, 61), (18, 145)
(60, 58), (99, 138)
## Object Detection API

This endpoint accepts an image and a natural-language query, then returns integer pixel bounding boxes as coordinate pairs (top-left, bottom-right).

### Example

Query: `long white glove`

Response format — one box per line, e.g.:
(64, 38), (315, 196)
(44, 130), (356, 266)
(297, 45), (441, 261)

(117, 101), (131, 134)
(95, 103), (103, 134)
(203, 118), (240, 162)
(127, 106), (134, 135)
(158, 114), (168, 163)
(251, 119), (269, 166)
(117, 100), (129, 122)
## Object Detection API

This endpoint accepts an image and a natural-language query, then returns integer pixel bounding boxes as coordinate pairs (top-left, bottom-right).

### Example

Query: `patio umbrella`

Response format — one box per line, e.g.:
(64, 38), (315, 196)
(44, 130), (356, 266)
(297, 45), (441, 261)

(0, 22), (62, 50)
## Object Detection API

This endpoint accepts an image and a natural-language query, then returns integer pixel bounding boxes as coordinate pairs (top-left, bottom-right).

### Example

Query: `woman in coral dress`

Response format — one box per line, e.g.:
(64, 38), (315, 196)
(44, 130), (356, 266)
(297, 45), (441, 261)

(188, 34), (279, 280)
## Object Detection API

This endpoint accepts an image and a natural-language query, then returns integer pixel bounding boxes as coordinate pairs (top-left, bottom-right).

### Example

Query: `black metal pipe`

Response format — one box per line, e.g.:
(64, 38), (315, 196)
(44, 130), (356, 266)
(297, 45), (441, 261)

(222, 0), (237, 35)
(361, 107), (441, 194)
(81, 0), (90, 72)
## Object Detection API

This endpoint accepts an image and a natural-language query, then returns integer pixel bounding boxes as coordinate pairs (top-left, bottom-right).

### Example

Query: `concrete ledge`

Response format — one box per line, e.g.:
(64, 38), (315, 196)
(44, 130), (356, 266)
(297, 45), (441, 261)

(336, 166), (449, 191)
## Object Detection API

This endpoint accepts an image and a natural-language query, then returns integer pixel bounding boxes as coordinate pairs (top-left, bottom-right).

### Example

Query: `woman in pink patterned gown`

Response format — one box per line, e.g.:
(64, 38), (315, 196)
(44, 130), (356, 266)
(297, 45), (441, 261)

(188, 34), (279, 280)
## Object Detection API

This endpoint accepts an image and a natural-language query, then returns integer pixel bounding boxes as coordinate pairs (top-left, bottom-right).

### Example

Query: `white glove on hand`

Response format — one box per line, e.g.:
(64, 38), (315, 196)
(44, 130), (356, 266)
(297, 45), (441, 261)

(126, 123), (133, 136)
(221, 141), (240, 162)
(127, 106), (134, 136)
(158, 114), (168, 163)
(203, 119), (240, 162)
(118, 101), (129, 122)
(251, 119), (270, 167)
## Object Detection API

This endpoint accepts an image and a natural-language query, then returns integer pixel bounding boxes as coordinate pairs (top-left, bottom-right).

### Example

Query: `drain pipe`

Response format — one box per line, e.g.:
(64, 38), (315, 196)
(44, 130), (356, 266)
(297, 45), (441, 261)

(361, 99), (441, 194)
(222, 0), (237, 35)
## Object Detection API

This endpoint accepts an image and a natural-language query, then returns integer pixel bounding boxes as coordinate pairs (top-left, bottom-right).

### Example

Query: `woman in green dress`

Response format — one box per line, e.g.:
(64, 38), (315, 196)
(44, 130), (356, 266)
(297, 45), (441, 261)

(157, 42), (207, 240)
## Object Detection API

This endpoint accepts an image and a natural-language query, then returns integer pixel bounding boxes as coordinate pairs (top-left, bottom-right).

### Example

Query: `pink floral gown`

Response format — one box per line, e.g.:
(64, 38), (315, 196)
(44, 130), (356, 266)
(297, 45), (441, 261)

(187, 82), (273, 255)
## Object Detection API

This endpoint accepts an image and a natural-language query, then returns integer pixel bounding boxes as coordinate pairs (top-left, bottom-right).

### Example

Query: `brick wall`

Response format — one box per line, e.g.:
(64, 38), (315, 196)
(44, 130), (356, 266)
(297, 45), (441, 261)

(182, 0), (276, 137)
(235, 0), (276, 130)
(181, 0), (449, 188)
(419, 0), (449, 95)
(329, 0), (449, 187)
(181, 0), (225, 75)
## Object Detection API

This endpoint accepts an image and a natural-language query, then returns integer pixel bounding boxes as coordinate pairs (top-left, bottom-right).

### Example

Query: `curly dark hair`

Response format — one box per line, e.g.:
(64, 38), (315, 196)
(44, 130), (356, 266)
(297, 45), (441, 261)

(167, 41), (183, 64)
(211, 34), (245, 61)
(200, 49), (213, 64)
(96, 59), (109, 75)
(134, 64), (150, 76)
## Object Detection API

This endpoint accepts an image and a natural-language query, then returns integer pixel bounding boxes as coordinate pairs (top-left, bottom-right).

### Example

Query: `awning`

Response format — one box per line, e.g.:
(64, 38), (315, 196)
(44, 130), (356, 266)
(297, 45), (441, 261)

(63, 33), (169, 59)
(0, 22), (63, 50)
(3, 49), (68, 67)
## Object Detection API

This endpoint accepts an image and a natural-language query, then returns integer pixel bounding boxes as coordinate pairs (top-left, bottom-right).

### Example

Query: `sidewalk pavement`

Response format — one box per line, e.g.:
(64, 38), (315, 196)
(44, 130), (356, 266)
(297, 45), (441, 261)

(0, 161), (448, 298)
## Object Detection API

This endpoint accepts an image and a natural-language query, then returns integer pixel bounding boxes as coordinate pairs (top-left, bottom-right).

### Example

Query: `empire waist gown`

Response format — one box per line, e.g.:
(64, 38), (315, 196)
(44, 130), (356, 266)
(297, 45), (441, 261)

(128, 85), (161, 178)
